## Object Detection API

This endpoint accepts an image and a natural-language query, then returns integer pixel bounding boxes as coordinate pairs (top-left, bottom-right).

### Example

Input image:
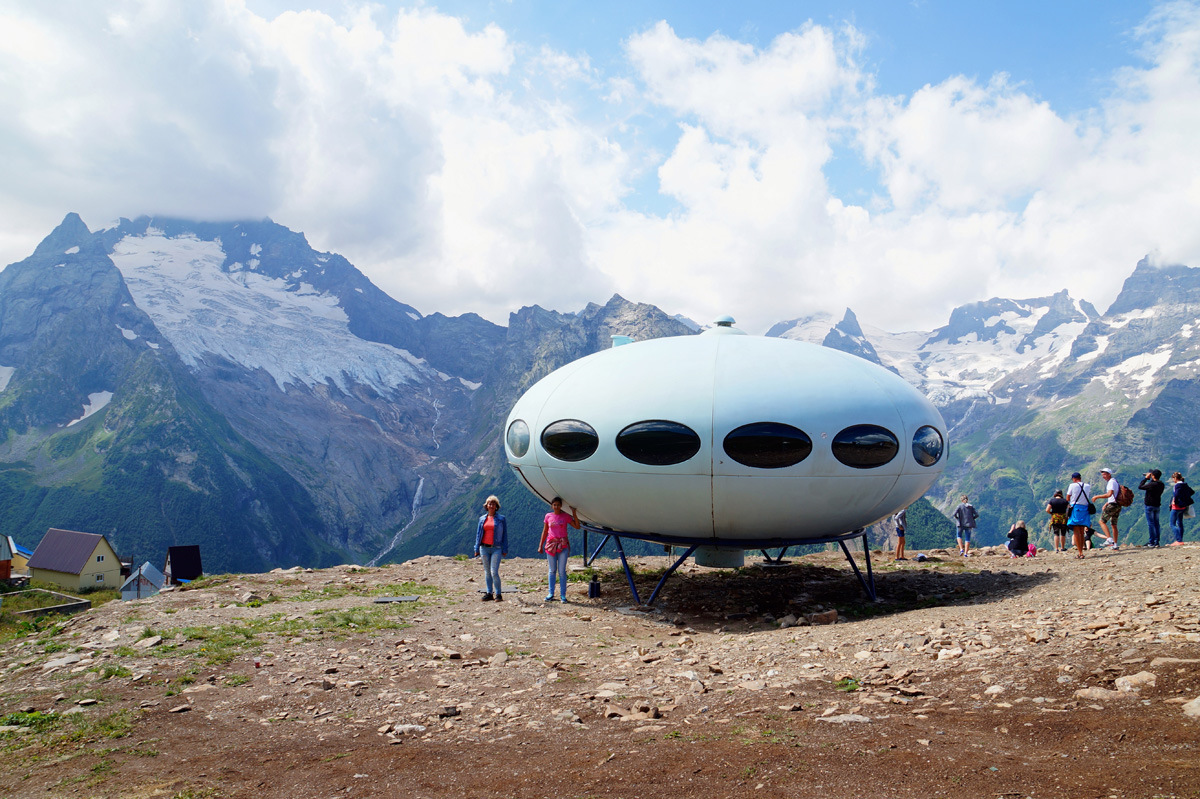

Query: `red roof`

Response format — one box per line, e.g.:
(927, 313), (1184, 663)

(27, 528), (112, 575)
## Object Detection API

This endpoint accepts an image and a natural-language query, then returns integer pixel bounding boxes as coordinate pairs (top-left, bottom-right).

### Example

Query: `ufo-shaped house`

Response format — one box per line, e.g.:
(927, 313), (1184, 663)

(505, 320), (946, 591)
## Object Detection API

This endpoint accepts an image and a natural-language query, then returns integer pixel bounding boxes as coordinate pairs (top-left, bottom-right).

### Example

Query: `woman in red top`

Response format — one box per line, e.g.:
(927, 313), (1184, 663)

(538, 497), (579, 602)
(473, 495), (508, 601)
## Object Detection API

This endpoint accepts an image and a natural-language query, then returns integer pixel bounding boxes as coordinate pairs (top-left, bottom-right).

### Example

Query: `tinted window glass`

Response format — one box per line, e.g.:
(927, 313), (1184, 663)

(723, 422), (813, 469)
(832, 424), (899, 469)
(912, 425), (944, 467)
(540, 419), (599, 462)
(616, 420), (701, 466)
(506, 419), (530, 458)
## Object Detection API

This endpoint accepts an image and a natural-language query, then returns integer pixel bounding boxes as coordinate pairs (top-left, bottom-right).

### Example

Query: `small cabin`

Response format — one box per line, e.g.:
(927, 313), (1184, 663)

(163, 545), (202, 585)
(120, 561), (165, 601)
(0, 535), (10, 580)
(27, 528), (122, 591)
(6, 537), (33, 575)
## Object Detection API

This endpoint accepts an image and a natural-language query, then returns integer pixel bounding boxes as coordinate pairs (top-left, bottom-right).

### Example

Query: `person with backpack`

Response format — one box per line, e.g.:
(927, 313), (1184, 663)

(1094, 468), (1125, 551)
(1169, 472), (1194, 546)
(1066, 472), (1093, 559)
(1138, 469), (1166, 547)
(892, 506), (908, 561)
(1045, 489), (1070, 552)
(953, 495), (979, 557)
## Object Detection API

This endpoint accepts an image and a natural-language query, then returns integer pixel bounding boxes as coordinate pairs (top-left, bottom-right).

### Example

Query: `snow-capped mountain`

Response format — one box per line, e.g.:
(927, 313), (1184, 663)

(4, 212), (1198, 566)
(771, 291), (1097, 417)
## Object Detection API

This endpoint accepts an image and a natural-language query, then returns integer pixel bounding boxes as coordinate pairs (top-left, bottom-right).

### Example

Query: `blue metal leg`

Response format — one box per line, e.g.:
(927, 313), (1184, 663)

(838, 531), (877, 601)
(759, 547), (790, 564)
(645, 545), (699, 605)
(586, 534), (612, 567)
(610, 536), (641, 605)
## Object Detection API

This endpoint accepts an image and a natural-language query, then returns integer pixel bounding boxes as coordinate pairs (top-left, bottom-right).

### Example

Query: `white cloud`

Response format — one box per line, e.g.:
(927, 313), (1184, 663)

(1, 2), (1199, 337)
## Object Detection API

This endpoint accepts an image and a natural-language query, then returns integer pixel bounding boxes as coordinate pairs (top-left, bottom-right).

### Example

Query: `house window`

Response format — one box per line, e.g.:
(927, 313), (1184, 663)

(616, 420), (701, 466)
(96, 554), (105, 562)
(95, 574), (104, 582)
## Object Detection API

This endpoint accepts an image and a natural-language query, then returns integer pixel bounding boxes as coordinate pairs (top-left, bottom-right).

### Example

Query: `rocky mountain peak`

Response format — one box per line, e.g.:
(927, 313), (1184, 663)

(821, 308), (889, 368)
(31, 212), (99, 259)
(1105, 257), (1200, 316)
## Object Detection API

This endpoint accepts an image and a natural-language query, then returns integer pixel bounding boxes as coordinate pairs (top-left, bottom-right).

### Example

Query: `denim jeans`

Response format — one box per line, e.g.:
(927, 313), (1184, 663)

(1170, 509), (1186, 544)
(1145, 505), (1161, 546)
(479, 545), (502, 595)
(546, 550), (569, 598)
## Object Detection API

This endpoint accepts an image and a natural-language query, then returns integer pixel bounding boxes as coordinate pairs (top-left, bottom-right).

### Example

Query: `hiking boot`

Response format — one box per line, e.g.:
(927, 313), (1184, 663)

(481, 593), (493, 601)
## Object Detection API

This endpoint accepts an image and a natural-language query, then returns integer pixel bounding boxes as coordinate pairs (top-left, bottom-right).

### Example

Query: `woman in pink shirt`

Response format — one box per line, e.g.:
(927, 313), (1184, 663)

(538, 497), (579, 602)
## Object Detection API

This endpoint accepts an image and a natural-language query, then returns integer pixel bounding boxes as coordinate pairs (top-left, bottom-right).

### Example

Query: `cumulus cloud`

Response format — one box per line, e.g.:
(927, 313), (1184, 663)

(2, 1), (1199, 334)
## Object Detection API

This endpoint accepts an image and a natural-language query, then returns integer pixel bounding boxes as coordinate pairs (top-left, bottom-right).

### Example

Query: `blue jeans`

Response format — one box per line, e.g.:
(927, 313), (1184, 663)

(956, 528), (972, 543)
(546, 550), (569, 598)
(479, 545), (502, 595)
(1145, 506), (1161, 546)
(1170, 509), (1186, 544)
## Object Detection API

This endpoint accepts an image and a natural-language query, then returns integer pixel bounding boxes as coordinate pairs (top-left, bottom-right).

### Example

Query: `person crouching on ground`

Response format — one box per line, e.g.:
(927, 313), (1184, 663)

(893, 506), (908, 560)
(1006, 520), (1029, 558)
(1046, 489), (1069, 552)
(953, 495), (979, 557)
(474, 495), (508, 601)
(538, 497), (580, 602)
(1066, 472), (1093, 559)
(1095, 468), (1122, 550)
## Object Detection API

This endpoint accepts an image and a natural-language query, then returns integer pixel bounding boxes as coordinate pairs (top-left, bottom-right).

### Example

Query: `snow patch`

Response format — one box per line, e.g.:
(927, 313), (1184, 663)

(146, 341), (160, 350)
(1097, 348), (1174, 394)
(110, 233), (436, 393)
(1106, 308), (1157, 330)
(458, 377), (482, 390)
(406, 312), (420, 321)
(0, 366), (15, 392)
(250, 243), (262, 256)
(67, 391), (113, 427)
(64, 246), (79, 255)
(1077, 336), (1109, 363)
(117, 325), (138, 341)
(355, 287), (363, 294)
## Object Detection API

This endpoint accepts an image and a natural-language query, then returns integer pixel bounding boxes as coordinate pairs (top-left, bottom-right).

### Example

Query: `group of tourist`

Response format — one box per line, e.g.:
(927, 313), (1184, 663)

(1049, 468), (1194, 558)
(945, 468), (1195, 563)
(478, 467), (1196, 594)
(471, 494), (580, 602)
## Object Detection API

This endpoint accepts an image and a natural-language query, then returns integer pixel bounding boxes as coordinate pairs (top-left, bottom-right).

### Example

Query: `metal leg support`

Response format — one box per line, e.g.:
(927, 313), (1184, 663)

(610, 536), (641, 605)
(645, 545), (699, 606)
(759, 547), (791, 565)
(838, 530), (877, 601)
(586, 534), (612, 567)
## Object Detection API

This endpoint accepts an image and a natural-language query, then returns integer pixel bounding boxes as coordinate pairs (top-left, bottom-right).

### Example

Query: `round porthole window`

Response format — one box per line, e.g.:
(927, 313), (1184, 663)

(832, 424), (899, 469)
(912, 425), (944, 467)
(616, 420), (701, 466)
(723, 422), (813, 469)
(540, 419), (599, 462)
(506, 419), (530, 457)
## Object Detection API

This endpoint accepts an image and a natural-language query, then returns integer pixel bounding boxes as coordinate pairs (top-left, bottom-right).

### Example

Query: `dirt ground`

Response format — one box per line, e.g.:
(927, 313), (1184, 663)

(2, 542), (1199, 799)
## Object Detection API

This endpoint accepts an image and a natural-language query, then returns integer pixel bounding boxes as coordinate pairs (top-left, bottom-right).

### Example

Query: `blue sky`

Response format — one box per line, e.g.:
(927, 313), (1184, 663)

(2, 0), (1197, 333)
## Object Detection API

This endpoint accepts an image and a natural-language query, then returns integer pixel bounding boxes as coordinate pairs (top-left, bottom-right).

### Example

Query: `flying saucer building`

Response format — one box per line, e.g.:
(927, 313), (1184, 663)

(504, 319), (946, 600)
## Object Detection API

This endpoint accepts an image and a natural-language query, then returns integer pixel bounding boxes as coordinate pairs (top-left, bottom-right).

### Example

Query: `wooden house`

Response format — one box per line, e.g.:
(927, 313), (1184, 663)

(27, 528), (122, 591)
(163, 545), (202, 585)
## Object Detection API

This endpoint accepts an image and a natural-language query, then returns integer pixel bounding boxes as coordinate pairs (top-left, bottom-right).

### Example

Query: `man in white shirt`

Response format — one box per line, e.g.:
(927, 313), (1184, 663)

(1094, 468), (1122, 550)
